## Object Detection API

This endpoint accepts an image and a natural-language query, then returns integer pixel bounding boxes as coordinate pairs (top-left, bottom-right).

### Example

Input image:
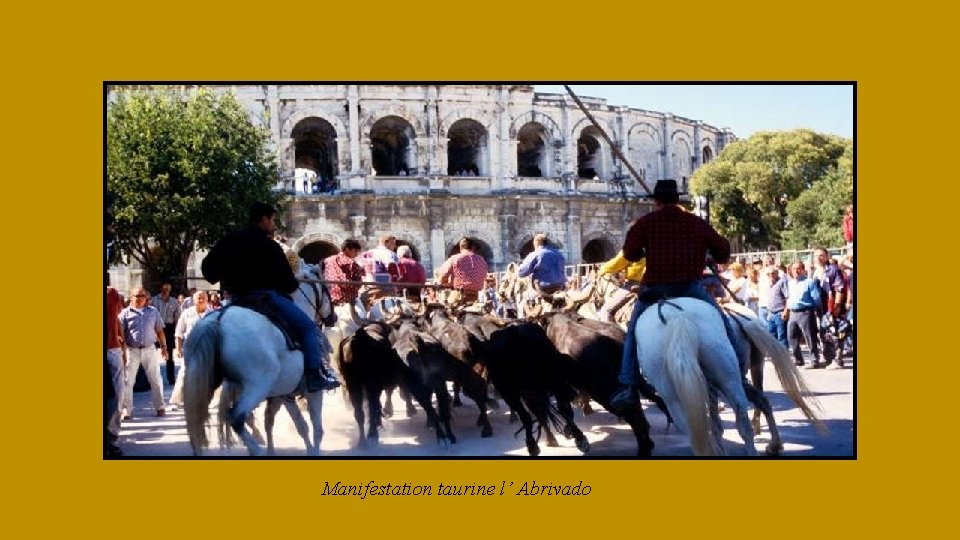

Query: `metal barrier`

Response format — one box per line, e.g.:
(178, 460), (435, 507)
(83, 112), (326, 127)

(731, 247), (848, 266)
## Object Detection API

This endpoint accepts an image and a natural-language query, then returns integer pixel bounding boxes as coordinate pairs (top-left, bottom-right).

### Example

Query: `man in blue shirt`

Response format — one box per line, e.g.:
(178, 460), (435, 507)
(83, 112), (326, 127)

(765, 267), (790, 349)
(119, 287), (168, 418)
(517, 233), (567, 294)
(783, 262), (824, 369)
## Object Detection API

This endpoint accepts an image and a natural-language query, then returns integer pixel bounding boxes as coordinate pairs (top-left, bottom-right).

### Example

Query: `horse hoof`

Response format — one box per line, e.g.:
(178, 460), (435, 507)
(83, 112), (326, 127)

(481, 426), (493, 438)
(765, 443), (783, 456)
(439, 438), (452, 449)
(528, 444), (541, 457)
(546, 438), (559, 448)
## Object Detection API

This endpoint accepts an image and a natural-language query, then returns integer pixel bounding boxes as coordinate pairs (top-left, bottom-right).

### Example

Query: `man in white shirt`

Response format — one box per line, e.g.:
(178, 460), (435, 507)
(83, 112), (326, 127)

(169, 291), (211, 408)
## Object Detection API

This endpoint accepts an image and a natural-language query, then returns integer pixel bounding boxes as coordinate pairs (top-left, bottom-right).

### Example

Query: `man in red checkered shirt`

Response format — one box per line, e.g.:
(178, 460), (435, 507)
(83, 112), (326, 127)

(610, 179), (738, 412)
(436, 237), (488, 302)
(323, 239), (364, 305)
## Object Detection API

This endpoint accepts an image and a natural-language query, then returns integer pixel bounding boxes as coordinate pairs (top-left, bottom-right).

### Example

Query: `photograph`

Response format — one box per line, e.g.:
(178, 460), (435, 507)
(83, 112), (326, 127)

(104, 82), (854, 459)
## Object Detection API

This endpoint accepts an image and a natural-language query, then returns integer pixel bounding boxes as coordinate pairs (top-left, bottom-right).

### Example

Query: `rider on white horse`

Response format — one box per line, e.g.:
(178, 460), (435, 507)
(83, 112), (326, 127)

(609, 180), (739, 412)
(200, 202), (340, 393)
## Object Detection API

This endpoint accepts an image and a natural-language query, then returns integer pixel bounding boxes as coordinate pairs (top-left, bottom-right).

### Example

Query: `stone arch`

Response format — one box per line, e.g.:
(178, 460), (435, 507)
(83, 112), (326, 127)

(627, 121), (662, 147)
(701, 137), (715, 164)
(446, 118), (490, 176)
(671, 130), (694, 188)
(509, 110), (562, 141)
(367, 116), (419, 176)
(360, 103), (425, 139)
(515, 121), (555, 177)
(627, 121), (663, 182)
(580, 230), (620, 261)
(571, 115), (618, 144)
(438, 108), (495, 136)
(291, 231), (345, 256)
(282, 108), (347, 140)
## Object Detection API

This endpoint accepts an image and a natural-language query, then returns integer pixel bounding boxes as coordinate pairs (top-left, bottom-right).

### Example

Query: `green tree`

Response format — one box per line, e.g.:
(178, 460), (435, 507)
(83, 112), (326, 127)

(107, 87), (281, 292)
(690, 129), (851, 250)
(782, 143), (854, 248)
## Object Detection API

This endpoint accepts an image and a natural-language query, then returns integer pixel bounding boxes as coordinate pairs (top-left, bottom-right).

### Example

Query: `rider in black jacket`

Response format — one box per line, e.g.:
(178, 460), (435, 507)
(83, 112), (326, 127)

(202, 202), (339, 392)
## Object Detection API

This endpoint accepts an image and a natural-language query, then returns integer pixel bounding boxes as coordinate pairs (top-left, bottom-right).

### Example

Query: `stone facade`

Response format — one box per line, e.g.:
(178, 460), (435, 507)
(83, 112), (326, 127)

(108, 84), (734, 291)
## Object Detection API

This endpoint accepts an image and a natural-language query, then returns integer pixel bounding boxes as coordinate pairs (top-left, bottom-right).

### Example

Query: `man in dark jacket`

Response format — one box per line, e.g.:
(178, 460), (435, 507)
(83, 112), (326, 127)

(201, 202), (339, 392)
(610, 180), (738, 411)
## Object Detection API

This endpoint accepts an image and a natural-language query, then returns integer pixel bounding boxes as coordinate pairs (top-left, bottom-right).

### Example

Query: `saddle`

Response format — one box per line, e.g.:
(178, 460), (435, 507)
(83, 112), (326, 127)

(228, 292), (301, 351)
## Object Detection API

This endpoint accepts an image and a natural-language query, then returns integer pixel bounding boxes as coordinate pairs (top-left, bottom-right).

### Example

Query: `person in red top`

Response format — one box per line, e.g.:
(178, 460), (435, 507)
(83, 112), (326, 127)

(323, 239), (364, 305)
(396, 245), (427, 302)
(842, 204), (854, 249)
(436, 237), (489, 302)
(610, 179), (737, 411)
(105, 284), (125, 456)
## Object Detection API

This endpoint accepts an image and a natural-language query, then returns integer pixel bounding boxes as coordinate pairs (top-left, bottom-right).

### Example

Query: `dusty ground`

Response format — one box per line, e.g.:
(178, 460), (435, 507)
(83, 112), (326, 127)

(116, 351), (854, 458)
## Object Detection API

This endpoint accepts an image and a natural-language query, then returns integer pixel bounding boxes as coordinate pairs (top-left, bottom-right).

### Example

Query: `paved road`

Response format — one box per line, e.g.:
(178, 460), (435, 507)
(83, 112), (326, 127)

(116, 351), (854, 458)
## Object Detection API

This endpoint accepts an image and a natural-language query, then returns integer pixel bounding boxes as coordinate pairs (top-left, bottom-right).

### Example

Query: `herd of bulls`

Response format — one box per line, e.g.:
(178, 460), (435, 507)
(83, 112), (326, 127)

(333, 302), (670, 457)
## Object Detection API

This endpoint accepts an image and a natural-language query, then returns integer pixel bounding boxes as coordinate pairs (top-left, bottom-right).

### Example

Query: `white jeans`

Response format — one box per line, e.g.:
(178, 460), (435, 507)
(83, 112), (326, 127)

(122, 346), (165, 414)
(106, 348), (125, 434)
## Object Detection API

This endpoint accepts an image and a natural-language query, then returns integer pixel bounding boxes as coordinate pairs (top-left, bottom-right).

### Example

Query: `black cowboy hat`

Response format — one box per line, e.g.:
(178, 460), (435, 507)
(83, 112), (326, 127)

(652, 179), (680, 203)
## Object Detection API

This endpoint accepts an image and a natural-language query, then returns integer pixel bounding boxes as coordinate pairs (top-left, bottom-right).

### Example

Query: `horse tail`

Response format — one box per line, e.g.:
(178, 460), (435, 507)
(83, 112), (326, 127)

(183, 316), (223, 456)
(662, 311), (718, 456)
(738, 317), (828, 434)
(217, 382), (239, 448)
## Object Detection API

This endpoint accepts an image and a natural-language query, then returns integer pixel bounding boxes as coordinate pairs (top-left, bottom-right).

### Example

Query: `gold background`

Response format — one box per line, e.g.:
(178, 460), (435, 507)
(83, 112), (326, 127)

(6, 0), (940, 535)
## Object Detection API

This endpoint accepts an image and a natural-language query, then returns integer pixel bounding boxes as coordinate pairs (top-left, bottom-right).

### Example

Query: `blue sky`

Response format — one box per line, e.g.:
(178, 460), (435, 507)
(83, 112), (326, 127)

(535, 84), (854, 140)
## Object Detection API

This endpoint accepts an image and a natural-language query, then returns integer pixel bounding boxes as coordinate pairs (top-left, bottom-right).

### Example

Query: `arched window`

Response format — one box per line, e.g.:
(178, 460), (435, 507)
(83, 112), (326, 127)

(517, 122), (551, 177)
(577, 126), (606, 179)
(447, 119), (488, 176)
(702, 146), (713, 165)
(292, 118), (339, 193)
(370, 116), (417, 176)
(581, 238), (615, 264)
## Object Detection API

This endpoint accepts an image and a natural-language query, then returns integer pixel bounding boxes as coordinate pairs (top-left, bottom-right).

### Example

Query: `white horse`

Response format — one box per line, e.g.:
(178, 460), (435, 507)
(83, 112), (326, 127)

(184, 262), (334, 456)
(635, 297), (758, 456)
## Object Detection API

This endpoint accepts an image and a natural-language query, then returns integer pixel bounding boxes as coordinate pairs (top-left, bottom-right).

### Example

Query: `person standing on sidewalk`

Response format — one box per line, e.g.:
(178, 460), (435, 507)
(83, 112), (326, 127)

(151, 281), (181, 385)
(119, 287), (168, 418)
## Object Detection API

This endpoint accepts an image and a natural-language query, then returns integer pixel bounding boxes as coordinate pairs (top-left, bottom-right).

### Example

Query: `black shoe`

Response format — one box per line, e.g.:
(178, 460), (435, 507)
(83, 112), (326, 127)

(609, 385), (638, 413)
(320, 373), (341, 391)
(304, 370), (326, 393)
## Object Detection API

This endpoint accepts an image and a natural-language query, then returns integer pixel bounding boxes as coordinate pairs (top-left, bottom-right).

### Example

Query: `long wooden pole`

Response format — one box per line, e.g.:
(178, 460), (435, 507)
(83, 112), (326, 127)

(563, 85), (654, 197)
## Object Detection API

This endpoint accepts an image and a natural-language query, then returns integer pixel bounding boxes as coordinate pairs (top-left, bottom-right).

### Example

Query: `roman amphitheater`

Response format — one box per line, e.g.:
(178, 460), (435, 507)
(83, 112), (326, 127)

(109, 84), (735, 290)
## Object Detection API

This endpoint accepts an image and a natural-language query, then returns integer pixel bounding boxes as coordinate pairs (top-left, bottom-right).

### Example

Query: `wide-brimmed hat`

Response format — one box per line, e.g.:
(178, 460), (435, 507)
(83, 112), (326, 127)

(652, 179), (680, 202)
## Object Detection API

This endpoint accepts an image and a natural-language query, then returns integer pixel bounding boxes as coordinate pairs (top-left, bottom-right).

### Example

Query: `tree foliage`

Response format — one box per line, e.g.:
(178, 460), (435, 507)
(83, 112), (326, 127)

(107, 87), (281, 292)
(690, 129), (852, 250)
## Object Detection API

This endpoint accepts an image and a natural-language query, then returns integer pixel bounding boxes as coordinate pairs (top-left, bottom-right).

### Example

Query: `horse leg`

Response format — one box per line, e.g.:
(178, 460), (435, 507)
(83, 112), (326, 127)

(748, 347), (765, 436)
(263, 397), (284, 456)
(707, 389), (725, 454)
(282, 395), (313, 454)
(227, 383), (271, 456)
(304, 392), (324, 456)
(743, 381), (783, 456)
(715, 379), (758, 456)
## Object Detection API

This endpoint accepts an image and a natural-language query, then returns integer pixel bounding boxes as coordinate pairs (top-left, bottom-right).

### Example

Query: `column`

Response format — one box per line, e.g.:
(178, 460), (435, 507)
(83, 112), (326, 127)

(661, 115), (672, 180)
(428, 199), (445, 275)
(498, 85), (510, 188)
(566, 203), (582, 265)
(427, 86), (441, 175)
(267, 85), (281, 166)
(348, 85), (361, 175)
